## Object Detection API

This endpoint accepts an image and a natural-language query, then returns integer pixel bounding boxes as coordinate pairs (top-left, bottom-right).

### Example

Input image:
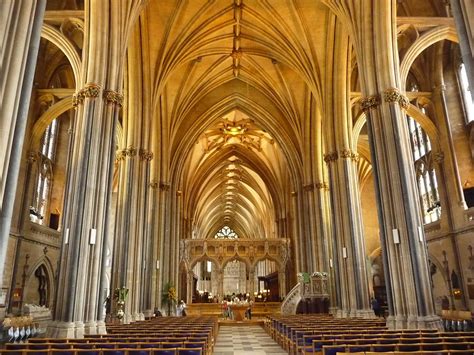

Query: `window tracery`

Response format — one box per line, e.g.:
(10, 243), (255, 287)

(215, 225), (238, 239)
(31, 119), (59, 225)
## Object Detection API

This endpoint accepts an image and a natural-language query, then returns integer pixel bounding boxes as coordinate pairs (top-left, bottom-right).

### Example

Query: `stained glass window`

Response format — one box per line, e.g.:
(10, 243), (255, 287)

(407, 115), (440, 224)
(31, 119), (58, 225)
(215, 226), (238, 239)
(458, 62), (474, 123)
(406, 80), (440, 224)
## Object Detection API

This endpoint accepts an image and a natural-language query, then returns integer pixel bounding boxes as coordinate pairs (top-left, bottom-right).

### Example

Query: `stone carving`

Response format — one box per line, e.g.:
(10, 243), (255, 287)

(72, 83), (102, 107)
(383, 88), (410, 110)
(360, 95), (380, 112)
(139, 149), (154, 161)
(323, 151), (338, 163)
(103, 90), (124, 107)
(183, 238), (290, 271)
(280, 271), (329, 315)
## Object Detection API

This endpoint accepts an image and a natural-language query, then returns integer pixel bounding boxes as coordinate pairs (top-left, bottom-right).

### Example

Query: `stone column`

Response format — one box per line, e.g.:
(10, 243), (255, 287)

(110, 25), (152, 322)
(248, 268), (255, 299)
(322, 0), (442, 329)
(323, 22), (373, 318)
(450, 0), (474, 98)
(187, 271), (194, 304)
(0, 0), (46, 288)
(48, 0), (146, 337)
(278, 270), (286, 300)
(217, 269), (224, 300)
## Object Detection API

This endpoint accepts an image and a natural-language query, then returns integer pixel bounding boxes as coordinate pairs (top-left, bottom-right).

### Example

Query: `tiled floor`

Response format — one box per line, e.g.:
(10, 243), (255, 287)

(213, 325), (288, 355)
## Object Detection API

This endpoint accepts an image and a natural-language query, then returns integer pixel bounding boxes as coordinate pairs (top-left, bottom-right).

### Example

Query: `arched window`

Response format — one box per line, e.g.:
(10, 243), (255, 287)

(30, 119), (59, 224)
(407, 81), (441, 224)
(458, 62), (474, 123)
(215, 226), (238, 239)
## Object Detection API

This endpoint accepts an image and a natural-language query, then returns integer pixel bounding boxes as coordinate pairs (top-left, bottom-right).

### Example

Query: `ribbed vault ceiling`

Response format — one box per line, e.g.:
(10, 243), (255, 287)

(144, 0), (328, 240)
(139, 0), (448, 241)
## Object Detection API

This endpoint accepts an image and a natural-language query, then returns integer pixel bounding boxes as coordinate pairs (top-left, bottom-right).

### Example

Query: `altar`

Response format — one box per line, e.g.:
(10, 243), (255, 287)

(186, 302), (281, 319)
(230, 304), (248, 321)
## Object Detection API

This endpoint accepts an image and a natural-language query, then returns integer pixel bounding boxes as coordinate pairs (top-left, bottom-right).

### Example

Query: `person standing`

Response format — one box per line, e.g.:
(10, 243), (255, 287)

(177, 300), (187, 316)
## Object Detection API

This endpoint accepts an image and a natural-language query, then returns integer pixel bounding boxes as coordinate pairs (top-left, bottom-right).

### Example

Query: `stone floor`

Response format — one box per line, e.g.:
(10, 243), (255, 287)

(213, 325), (288, 355)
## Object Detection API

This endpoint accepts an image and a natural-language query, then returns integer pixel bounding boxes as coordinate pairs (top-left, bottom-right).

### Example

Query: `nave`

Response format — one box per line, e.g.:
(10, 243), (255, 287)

(3, 313), (474, 354)
(214, 325), (286, 355)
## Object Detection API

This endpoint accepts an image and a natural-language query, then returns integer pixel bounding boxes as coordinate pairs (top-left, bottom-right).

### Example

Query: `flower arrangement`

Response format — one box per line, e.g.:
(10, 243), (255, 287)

(114, 286), (129, 303)
(162, 282), (177, 316)
(113, 286), (129, 320)
(3, 316), (33, 328)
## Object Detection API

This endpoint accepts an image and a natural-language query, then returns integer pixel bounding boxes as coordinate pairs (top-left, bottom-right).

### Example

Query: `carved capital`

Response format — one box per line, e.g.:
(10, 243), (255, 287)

(360, 95), (380, 112)
(340, 149), (352, 159)
(433, 151), (444, 163)
(340, 149), (360, 162)
(315, 182), (330, 191)
(149, 181), (159, 189)
(73, 83), (102, 107)
(125, 146), (137, 157)
(103, 90), (124, 107)
(83, 83), (101, 98)
(159, 182), (171, 191)
(383, 88), (409, 110)
(139, 149), (154, 161)
(323, 151), (338, 163)
(115, 149), (126, 163)
(303, 183), (314, 192)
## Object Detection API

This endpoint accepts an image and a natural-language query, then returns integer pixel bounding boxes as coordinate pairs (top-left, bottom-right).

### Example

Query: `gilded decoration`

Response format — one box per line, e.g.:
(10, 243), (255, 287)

(72, 83), (102, 107)
(115, 150), (126, 163)
(383, 88), (410, 110)
(360, 95), (380, 112)
(159, 182), (171, 191)
(340, 149), (360, 162)
(125, 146), (137, 157)
(315, 182), (329, 190)
(115, 146), (137, 162)
(103, 90), (124, 107)
(323, 152), (338, 163)
(139, 149), (154, 161)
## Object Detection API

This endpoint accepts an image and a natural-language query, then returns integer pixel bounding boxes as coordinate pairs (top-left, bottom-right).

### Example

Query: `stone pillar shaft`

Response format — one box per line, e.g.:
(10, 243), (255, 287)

(0, 0), (46, 288)
(322, 0), (441, 329)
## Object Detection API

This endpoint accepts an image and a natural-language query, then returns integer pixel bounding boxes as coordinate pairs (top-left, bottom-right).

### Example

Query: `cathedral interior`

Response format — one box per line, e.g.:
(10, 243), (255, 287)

(1, 0), (474, 339)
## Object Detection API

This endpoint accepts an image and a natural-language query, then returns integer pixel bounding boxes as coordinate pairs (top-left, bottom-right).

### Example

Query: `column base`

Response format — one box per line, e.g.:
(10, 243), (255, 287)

(335, 309), (348, 318)
(83, 321), (97, 335)
(349, 309), (358, 318)
(387, 314), (443, 330)
(143, 309), (154, 319)
(329, 306), (338, 316)
(122, 312), (134, 324)
(96, 320), (107, 334)
(416, 315), (443, 330)
(355, 309), (376, 319)
(75, 321), (85, 338)
(47, 321), (84, 338)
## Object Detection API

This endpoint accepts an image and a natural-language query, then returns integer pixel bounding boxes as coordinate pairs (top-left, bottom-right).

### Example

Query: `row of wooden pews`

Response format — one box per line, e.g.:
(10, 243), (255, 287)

(264, 314), (474, 355)
(2, 316), (218, 355)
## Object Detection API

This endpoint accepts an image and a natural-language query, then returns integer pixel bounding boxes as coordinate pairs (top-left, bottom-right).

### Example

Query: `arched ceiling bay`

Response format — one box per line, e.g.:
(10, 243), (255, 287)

(183, 110), (285, 240)
(142, 1), (330, 241)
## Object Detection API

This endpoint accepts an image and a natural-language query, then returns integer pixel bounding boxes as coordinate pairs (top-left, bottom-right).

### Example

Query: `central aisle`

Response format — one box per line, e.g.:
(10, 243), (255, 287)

(213, 325), (288, 355)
